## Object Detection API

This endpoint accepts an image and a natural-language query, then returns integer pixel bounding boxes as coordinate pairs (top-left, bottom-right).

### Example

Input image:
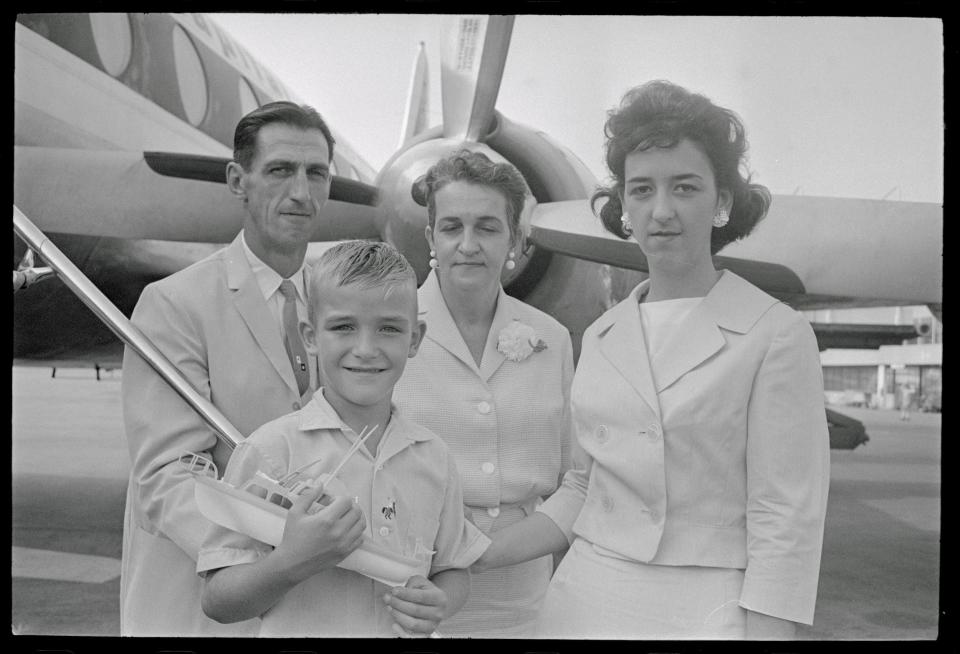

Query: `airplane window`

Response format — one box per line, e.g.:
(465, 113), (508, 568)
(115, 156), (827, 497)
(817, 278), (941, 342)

(90, 13), (132, 77)
(172, 25), (208, 126)
(238, 77), (259, 116)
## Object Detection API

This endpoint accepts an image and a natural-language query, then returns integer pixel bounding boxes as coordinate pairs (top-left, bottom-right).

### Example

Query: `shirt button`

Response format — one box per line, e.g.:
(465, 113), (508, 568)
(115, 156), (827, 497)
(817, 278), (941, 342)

(375, 463), (383, 471)
(487, 507), (500, 518)
(378, 526), (390, 537)
(596, 425), (608, 443)
(477, 401), (492, 414)
(292, 402), (301, 410)
(601, 495), (614, 512)
(481, 462), (495, 474)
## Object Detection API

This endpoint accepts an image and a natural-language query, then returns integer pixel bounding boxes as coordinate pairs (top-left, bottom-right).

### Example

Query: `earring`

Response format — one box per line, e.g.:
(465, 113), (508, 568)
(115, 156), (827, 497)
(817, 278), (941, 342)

(505, 251), (516, 270)
(712, 208), (730, 228)
(428, 249), (438, 269)
(620, 214), (633, 235)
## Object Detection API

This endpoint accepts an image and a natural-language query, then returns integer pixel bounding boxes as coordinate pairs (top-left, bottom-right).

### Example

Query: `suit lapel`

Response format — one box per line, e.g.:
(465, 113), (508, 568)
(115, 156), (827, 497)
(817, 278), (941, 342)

(648, 270), (780, 393)
(478, 288), (513, 382)
(648, 300), (725, 393)
(418, 271), (481, 376)
(597, 283), (661, 419)
(224, 235), (299, 397)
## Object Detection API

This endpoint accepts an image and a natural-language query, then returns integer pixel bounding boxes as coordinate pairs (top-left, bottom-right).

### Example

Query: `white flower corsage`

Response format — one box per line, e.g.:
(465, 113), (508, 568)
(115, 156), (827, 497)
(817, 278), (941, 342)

(497, 320), (548, 362)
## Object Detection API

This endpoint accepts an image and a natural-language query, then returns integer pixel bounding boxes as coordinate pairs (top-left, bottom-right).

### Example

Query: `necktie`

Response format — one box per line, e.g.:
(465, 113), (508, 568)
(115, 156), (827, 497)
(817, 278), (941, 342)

(278, 280), (310, 396)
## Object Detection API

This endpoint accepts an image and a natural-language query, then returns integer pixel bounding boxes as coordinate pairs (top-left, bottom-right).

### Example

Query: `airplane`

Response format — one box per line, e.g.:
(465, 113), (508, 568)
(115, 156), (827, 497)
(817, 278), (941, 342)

(14, 13), (942, 451)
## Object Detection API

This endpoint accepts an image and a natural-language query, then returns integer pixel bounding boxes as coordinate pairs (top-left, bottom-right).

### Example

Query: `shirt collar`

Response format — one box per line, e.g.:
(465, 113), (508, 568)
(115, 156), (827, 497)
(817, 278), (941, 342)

(240, 230), (306, 303)
(298, 388), (434, 443)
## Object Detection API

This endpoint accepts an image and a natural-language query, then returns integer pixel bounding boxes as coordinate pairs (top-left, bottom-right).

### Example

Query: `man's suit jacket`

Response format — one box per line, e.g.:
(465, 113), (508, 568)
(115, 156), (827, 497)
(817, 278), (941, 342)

(119, 233), (316, 636)
(540, 270), (830, 625)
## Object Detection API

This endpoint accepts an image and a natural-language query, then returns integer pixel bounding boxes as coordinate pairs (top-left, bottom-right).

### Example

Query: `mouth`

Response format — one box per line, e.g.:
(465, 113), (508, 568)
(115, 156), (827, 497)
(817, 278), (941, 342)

(344, 366), (387, 374)
(453, 261), (485, 267)
(649, 231), (680, 237)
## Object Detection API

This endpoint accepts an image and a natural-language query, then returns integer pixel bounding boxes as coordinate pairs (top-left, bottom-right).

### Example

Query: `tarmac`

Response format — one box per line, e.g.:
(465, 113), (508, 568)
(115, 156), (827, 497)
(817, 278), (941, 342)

(10, 365), (944, 641)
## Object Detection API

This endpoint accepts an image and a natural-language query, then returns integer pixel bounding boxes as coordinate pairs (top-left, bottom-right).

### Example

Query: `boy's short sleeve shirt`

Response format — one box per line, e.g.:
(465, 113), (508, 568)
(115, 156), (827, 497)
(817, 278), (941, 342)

(197, 390), (489, 636)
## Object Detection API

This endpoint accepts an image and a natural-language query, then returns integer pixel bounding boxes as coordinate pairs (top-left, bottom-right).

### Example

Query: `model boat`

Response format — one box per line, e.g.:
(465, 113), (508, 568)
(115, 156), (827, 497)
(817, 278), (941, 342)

(181, 450), (428, 587)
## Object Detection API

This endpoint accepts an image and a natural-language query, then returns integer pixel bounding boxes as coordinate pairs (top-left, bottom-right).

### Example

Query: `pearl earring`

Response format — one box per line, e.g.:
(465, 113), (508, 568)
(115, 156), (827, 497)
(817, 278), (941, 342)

(505, 251), (516, 270)
(429, 249), (438, 269)
(620, 213), (633, 235)
(712, 208), (730, 228)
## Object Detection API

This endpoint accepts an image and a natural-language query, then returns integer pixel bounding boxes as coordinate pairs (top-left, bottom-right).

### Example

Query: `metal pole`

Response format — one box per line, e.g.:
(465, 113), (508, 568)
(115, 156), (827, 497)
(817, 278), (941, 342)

(13, 205), (242, 450)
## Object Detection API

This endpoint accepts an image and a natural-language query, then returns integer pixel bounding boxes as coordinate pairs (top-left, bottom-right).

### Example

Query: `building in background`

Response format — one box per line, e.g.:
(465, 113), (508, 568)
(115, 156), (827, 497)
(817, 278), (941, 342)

(805, 306), (942, 412)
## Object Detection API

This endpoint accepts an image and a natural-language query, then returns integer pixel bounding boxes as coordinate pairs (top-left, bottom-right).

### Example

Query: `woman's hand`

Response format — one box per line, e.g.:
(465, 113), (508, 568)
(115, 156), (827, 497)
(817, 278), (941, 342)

(383, 575), (448, 637)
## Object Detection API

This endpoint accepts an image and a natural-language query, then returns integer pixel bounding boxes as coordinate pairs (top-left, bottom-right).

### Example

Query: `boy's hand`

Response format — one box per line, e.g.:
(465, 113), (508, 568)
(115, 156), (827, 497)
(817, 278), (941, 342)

(382, 575), (447, 637)
(273, 487), (364, 582)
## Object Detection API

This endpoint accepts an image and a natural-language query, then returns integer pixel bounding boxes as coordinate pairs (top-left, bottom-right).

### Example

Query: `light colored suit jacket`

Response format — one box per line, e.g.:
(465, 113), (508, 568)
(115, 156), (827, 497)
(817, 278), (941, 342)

(540, 270), (830, 625)
(119, 233), (317, 636)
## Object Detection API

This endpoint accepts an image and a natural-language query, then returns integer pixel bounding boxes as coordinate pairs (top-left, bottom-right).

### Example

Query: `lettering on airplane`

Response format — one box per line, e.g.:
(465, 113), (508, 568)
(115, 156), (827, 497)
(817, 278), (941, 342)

(455, 18), (482, 71)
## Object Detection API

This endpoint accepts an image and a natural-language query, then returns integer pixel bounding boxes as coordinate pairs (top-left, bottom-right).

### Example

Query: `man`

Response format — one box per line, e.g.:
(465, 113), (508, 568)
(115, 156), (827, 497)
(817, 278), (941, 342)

(120, 102), (334, 636)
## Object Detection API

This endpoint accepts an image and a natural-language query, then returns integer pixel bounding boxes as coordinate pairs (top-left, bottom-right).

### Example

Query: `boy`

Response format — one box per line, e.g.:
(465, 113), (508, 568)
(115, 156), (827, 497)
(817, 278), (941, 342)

(197, 241), (490, 637)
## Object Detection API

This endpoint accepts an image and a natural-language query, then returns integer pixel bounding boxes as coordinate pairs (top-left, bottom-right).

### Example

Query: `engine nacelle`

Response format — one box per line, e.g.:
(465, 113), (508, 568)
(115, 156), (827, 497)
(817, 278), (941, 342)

(374, 132), (536, 286)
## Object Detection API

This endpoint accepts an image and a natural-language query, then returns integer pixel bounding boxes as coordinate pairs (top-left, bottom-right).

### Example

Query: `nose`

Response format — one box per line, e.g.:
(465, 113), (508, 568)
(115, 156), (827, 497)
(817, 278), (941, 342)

(458, 229), (480, 255)
(287, 168), (311, 204)
(352, 328), (378, 358)
(651, 190), (675, 223)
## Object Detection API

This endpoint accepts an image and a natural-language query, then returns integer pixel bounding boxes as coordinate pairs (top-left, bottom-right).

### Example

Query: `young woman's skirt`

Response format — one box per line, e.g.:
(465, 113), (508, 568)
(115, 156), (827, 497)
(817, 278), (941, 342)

(534, 538), (747, 639)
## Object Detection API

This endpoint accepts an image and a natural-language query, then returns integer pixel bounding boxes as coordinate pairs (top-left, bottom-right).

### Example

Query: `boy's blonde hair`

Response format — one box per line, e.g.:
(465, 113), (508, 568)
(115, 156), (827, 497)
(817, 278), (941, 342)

(306, 240), (418, 319)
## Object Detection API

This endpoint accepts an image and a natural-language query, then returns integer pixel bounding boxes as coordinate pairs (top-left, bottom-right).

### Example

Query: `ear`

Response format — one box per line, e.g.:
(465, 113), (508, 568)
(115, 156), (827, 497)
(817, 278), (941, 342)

(424, 225), (434, 250)
(299, 319), (319, 355)
(226, 161), (246, 198)
(407, 319), (427, 358)
(718, 188), (733, 214)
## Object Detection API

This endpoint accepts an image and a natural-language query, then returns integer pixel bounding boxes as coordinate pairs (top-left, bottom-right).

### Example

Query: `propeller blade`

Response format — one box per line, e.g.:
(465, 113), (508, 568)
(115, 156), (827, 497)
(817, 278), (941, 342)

(399, 42), (430, 148)
(528, 200), (806, 297)
(15, 146), (379, 243)
(440, 15), (514, 141)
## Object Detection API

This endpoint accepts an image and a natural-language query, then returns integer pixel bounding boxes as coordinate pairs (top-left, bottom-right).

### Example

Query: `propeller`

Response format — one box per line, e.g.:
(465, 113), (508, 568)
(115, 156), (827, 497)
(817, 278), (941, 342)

(527, 199), (807, 297)
(440, 15), (514, 142)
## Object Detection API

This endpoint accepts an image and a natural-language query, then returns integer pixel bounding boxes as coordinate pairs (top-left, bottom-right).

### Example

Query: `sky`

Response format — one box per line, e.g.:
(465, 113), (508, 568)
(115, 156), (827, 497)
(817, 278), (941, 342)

(211, 14), (943, 204)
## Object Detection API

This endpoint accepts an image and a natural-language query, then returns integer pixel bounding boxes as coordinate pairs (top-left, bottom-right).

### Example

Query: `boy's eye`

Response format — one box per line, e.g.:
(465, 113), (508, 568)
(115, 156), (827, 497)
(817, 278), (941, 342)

(380, 325), (403, 334)
(329, 323), (354, 332)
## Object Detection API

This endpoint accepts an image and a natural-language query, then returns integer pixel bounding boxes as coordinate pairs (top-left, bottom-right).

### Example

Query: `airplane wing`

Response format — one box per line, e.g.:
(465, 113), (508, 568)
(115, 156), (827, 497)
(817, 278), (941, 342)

(15, 146), (380, 243)
(525, 194), (942, 311)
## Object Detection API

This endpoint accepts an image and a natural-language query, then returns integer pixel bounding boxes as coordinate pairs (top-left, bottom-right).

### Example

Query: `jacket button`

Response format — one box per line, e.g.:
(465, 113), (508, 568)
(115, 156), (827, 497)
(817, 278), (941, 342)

(481, 462), (495, 474)
(477, 401), (492, 414)
(487, 507), (500, 518)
